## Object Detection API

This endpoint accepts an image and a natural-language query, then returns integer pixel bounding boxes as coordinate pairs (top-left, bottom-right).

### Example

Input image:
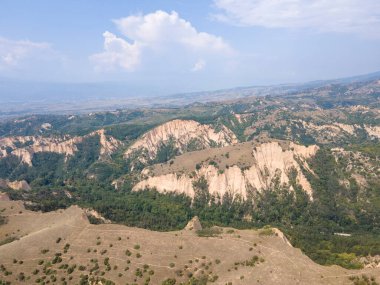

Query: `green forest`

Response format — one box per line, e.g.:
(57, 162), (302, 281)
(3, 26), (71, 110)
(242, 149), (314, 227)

(1, 93), (380, 270)
(1, 137), (379, 269)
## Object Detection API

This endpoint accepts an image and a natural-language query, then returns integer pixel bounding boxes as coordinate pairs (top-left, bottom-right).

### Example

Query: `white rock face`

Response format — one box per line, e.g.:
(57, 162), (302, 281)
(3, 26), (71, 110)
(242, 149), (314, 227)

(93, 129), (122, 157)
(334, 123), (355, 135)
(0, 136), (80, 165)
(40, 123), (52, 130)
(124, 119), (238, 160)
(134, 141), (318, 199)
(185, 216), (202, 231)
(136, 173), (195, 197)
(301, 121), (357, 137)
(0, 179), (31, 191)
(365, 125), (380, 138)
(0, 129), (122, 166)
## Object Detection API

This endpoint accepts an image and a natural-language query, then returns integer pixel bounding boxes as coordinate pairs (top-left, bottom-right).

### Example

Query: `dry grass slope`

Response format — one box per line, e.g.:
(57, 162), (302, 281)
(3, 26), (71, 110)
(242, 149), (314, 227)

(0, 200), (379, 285)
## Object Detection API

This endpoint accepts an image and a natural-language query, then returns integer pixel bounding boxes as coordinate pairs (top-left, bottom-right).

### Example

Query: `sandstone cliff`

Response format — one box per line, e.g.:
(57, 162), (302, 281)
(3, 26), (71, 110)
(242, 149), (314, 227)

(0, 129), (122, 166)
(133, 141), (318, 199)
(124, 119), (238, 161)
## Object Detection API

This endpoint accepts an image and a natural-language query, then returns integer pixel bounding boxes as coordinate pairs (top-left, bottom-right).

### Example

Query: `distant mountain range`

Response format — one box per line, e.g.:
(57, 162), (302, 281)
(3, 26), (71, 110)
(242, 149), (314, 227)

(1, 70), (380, 118)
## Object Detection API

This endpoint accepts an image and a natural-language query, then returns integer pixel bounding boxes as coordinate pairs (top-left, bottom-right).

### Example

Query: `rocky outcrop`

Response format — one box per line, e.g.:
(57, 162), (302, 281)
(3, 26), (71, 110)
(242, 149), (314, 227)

(134, 141), (318, 199)
(185, 216), (202, 231)
(301, 121), (357, 137)
(92, 129), (123, 158)
(124, 119), (238, 161)
(40, 123), (52, 131)
(0, 179), (31, 191)
(300, 122), (380, 141)
(331, 147), (378, 187)
(365, 125), (380, 138)
(0, 135), (81, 165)
(272, 228), (293, 247)
(334, 123), (355, 135)
(0, 129), (122, 166)
(85, 208), (111, 224)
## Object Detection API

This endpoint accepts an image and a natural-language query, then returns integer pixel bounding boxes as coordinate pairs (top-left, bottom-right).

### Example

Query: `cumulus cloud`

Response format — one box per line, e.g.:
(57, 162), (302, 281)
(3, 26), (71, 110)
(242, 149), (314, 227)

(91, 10), (233, 72)
(90, 31), (141, 71)
(213, 0), (380, 36)
(0, 37), (50, 68)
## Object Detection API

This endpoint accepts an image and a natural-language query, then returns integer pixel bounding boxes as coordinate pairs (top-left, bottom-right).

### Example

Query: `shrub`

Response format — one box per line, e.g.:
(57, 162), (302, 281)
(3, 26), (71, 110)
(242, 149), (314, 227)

(259, 226), (274, 236)
(161, 278), (176, 285)
(135, 268), (143, 278)
(63, 243), (70, 253)
(67, 265), (76, 274)
(196, 227), (222, 237)
(0, 237), (18, 246)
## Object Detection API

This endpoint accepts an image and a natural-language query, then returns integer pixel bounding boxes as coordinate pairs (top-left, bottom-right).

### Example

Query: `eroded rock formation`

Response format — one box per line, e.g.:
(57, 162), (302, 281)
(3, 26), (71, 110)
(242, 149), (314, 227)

(134, 141), (318, 200)
(185, 216), (202, 231)
(0, 129), (122, 166)
(124, 119), (238, 161)
(0, 179), (31, 191)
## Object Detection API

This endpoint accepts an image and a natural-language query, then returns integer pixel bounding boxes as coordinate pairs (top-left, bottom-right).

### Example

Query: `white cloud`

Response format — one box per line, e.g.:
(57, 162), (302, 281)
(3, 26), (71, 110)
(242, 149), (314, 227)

(213, 0), (380, 36)
(90, 31), (141, 71)
(0, 37), (50, 68)
(91, 10), (233, 72)
(191, 59), (206, 72)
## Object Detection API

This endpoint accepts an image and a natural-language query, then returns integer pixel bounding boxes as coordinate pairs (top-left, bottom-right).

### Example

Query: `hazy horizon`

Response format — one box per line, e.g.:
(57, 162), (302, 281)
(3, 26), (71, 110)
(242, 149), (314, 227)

(1, 0), (380, 98)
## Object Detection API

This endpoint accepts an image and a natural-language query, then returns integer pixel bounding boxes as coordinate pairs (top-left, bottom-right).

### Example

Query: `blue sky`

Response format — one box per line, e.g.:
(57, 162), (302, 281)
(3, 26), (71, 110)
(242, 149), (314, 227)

(1, 0), (380, 95)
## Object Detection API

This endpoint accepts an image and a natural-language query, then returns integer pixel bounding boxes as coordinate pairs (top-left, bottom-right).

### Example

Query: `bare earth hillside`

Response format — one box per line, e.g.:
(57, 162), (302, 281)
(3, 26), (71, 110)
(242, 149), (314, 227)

(0, 200), (379, 285)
